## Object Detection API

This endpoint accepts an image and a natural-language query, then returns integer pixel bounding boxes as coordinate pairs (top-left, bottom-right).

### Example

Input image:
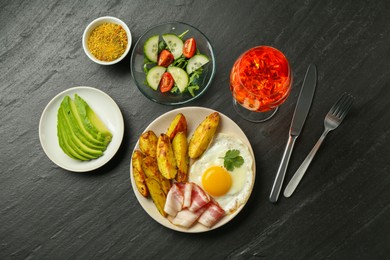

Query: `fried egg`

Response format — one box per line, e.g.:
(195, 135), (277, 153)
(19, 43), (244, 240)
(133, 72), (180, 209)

(188, 133), (254, 213)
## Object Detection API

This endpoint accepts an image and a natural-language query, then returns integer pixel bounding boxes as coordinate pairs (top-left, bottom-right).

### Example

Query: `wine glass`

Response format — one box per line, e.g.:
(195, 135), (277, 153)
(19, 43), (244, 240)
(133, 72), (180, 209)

(230, 46), (292, 122)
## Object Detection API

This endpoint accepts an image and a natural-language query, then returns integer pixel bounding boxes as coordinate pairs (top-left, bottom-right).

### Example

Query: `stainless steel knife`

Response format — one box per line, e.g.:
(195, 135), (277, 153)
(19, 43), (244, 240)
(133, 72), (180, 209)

(269, 63), (317, 203)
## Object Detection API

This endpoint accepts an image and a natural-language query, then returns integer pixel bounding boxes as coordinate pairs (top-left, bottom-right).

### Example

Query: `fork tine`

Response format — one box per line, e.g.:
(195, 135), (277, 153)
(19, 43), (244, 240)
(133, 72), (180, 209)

(329, 100), (339, 114)
(333, 93), (354, 119)
(334, 94), (348, 117)
(329, 94), (345, 116)
(338, 95), (354, 119)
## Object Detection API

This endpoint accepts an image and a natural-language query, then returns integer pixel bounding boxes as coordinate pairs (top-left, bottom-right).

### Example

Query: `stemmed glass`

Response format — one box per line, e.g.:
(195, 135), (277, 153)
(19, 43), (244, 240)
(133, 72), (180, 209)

(230, 46), (292, 122)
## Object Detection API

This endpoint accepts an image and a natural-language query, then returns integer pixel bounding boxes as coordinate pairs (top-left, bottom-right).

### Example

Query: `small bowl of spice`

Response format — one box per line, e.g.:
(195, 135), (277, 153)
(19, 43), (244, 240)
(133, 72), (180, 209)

(83, 16), (131, 65)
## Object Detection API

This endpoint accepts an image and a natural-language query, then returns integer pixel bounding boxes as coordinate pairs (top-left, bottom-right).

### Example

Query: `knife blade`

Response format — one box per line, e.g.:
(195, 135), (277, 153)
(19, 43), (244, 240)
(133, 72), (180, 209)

(269, 63), (317, 203)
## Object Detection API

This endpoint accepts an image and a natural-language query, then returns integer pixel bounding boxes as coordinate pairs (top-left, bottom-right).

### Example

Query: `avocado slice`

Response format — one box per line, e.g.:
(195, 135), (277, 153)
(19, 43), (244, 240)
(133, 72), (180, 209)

(57, 114), (78, 160)
(60, 100), (106, 151)
(61, 96), (107, 148)
(74, 94), (112, 146)
(58, 107), (103, 159)
(57, 110), (90, 161)
(57, 95), (112, 161)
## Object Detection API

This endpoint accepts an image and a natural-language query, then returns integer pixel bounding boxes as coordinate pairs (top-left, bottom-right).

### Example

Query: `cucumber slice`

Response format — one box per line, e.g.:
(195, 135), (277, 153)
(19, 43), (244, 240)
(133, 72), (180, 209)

(146, 66), (166, 90)
(162, 34), (183, 59)
(144, 35), (159, 62)
(167, 66), (189, 93)
(186, 54), (210, 74)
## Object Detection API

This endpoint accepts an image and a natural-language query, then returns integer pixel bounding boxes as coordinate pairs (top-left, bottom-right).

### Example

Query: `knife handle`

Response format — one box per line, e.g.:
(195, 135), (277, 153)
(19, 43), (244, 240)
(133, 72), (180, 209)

(269, 135), (297, 203)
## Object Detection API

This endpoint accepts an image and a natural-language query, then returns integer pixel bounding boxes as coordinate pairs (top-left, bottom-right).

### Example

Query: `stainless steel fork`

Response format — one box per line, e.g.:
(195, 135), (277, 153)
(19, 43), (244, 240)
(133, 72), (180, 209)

(283, 93), (354, 198)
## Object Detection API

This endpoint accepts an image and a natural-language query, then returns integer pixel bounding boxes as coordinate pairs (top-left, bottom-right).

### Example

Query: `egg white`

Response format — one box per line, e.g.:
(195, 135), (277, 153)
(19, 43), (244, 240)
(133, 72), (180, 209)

(189, 133), (254, 213)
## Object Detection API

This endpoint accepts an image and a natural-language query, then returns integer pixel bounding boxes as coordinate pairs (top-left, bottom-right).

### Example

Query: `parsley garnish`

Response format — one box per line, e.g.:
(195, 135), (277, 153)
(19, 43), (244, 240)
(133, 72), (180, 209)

(222, 149), (244, 171)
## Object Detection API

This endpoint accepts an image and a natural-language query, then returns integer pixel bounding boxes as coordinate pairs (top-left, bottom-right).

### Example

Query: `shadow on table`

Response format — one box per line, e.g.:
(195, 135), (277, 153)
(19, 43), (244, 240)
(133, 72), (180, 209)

(105, 52), (132, 76)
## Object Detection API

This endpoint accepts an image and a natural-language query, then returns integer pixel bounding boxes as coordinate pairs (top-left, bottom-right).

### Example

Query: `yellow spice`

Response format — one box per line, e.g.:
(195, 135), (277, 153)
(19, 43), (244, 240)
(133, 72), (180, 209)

(87, 23), (128, 62)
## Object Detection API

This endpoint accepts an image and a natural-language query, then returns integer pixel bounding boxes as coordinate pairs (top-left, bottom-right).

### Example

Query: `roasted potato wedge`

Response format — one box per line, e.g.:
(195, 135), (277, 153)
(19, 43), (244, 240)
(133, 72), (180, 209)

(132, 150), (149, 197)
(172, 131), (189, 182)
(156, 133), (177, 179)
(166, 113), (187, 140)
(188, 112), (220, 159)
(139, 130), (158, 158)
(145, 177), (167, 217)
(142, 156), (171, 195)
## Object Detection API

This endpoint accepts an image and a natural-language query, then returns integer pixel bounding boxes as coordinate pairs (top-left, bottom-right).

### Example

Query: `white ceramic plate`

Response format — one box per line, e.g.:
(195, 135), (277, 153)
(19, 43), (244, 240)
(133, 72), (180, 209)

(130, 107), (256, 233)
(39, 86), (124, 172)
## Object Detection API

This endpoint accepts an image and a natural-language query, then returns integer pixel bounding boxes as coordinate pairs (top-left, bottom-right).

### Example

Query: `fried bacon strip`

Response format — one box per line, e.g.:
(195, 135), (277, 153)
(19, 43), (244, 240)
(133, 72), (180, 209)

(198, 198), (225, 228)
(188, 183), (210, 212)
(164, 183), (183, 217)
(164, 182), (225, 229)
(169, 207), (207, 228)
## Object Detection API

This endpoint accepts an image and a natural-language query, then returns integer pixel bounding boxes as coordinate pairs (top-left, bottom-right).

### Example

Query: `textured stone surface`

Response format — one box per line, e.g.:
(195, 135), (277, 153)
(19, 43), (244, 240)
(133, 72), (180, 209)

(1, 0), (390, 259)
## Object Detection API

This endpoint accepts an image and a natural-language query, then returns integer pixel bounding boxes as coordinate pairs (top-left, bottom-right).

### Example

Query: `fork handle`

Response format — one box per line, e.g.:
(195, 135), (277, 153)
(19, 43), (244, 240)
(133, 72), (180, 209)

(283, 129), (329, 198)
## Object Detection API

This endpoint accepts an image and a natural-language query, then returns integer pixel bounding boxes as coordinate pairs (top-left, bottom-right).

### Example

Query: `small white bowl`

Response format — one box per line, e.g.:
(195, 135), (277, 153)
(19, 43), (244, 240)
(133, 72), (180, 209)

(82, 16), (132, 65)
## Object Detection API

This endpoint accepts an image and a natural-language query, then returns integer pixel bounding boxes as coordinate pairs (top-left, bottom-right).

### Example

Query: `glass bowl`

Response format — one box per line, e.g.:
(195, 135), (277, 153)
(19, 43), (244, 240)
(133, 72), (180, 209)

(130, 22), (216, 105)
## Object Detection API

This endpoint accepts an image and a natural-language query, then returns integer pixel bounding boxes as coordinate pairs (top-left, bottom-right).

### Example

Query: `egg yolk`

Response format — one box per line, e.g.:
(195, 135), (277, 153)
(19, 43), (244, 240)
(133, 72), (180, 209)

(201, 166), (232, 197)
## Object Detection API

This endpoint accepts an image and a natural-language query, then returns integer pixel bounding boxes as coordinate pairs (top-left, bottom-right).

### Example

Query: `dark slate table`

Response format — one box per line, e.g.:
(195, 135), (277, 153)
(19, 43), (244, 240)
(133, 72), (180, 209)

(1, 0), (389, 259)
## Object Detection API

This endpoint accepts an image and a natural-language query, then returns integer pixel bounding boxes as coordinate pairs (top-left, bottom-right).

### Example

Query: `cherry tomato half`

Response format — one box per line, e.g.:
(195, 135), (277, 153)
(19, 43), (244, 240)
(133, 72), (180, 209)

(159, 72), (174, 93)
(157, 50), (174, 67)
(183, 38), (197, 58)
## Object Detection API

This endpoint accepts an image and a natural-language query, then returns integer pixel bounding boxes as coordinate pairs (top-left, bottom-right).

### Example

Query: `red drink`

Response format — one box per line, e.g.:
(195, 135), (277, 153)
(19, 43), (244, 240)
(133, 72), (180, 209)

(230, 46), (292, 112)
